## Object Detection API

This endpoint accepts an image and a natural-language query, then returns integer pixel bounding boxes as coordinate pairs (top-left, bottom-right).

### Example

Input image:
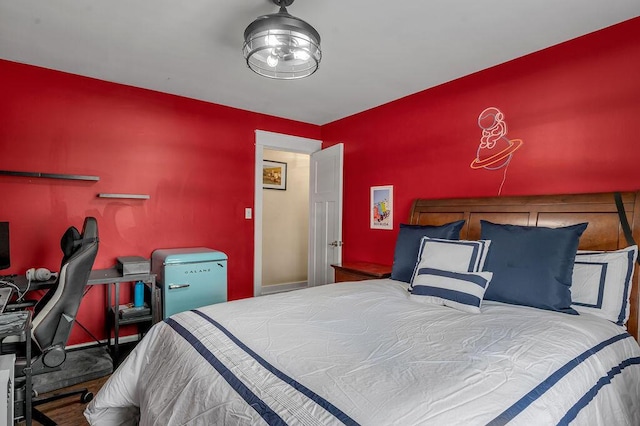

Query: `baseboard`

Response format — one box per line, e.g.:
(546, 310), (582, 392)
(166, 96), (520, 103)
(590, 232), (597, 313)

(66, 334), (141, 350)
(2, 326), (143, 349)
(261, 281), (308, 295)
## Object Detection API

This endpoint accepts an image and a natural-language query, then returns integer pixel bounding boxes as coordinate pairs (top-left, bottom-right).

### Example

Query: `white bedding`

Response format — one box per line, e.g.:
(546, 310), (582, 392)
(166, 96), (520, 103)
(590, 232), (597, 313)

(85, 280), (640, 425)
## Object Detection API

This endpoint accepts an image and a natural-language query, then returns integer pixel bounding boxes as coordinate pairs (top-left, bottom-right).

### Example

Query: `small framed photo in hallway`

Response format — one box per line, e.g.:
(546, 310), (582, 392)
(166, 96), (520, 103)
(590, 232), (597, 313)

(263, 160), (287, 190)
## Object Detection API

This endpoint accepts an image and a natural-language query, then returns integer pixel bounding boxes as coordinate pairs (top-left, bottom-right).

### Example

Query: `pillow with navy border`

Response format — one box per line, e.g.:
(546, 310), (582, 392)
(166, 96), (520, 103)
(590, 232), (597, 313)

(391, 221), (465, 283)
(480, 220), (588, 314)
(409, 237), (491, 288)
(571, 245), (638, 325)
(411, 267), (493, 314)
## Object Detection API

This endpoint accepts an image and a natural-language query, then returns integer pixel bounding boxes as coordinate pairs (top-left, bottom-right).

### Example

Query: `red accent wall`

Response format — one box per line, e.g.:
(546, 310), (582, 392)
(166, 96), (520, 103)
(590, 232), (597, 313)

(321, 17), (640, 266)
(2, 18), (639, 346)
(0, 60), (320, 345)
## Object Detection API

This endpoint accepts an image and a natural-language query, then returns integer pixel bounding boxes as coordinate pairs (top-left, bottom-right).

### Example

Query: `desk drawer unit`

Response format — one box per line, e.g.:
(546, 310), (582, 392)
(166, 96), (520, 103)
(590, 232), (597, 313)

(151, 248), (227, 319)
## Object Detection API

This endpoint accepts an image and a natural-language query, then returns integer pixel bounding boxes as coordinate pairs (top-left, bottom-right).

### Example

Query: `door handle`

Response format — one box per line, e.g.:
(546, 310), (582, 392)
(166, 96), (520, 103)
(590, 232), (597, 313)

(168, 284), (190, 290)
(328, 241), (343, 247)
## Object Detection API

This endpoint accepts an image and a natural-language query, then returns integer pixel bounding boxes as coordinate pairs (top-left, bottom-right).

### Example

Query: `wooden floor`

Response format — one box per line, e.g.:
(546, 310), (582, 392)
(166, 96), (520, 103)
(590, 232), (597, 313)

(18, 375), (110, 426)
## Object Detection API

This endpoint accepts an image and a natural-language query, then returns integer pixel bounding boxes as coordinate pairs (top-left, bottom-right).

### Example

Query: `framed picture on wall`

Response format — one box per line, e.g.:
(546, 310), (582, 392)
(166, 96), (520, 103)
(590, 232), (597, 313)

(371, 185), (393, 230)
(263, 160), (287, 190)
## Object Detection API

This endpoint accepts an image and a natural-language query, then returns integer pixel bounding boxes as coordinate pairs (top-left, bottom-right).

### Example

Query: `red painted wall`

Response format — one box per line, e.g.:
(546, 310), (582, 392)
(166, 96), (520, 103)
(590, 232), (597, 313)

(0, 60), (320, 345)
(321, 17), (640, 266)
(2, 17), (639, 346)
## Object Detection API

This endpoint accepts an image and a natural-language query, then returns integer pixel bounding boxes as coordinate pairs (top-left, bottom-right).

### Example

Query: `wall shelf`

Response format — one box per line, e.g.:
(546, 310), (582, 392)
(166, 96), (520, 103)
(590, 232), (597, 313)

(0, 170), (100, 181)
(98, 193), (150, 200)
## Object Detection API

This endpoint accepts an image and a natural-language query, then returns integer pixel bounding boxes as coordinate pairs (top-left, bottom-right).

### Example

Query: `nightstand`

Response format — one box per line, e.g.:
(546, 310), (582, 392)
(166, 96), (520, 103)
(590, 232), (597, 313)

(331, 262), (392, 283)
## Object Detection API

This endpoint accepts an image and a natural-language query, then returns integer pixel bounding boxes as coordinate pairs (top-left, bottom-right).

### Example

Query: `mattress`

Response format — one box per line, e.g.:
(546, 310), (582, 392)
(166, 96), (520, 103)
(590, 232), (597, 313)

(85, 279), (640, 425)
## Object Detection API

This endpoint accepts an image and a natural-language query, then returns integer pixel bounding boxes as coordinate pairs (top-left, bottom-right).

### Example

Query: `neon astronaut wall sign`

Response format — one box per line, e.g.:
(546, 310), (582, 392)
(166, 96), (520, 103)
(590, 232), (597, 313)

(470, 107), (524, 195)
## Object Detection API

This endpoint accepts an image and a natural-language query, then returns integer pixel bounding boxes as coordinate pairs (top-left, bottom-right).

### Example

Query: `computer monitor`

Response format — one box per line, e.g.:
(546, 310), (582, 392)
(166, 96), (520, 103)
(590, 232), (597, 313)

(0, 222), (9, 270)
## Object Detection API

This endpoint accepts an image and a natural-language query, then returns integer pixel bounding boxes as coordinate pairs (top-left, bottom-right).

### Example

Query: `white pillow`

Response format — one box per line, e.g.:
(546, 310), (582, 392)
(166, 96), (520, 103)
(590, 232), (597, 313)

(409, 237), (491, 287)
(411, 268), (493, 314)
(571, 245), (638, 326)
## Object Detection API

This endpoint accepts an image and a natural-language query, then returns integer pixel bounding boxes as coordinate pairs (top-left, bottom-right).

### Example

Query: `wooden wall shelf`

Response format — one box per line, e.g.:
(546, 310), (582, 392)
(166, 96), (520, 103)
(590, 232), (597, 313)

(98, 193), (150, 200)
(0, 170), (100, 181)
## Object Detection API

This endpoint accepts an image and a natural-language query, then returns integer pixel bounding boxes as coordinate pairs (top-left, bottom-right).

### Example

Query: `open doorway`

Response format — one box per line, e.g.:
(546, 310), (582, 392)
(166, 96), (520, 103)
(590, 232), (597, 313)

(261, 149), (310, 295)
(253, 130), (322, 296)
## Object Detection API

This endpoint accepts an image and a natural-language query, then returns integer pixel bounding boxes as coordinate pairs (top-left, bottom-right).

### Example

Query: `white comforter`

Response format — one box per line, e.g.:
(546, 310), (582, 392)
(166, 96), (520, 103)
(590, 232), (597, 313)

(85, 280), (640, 425)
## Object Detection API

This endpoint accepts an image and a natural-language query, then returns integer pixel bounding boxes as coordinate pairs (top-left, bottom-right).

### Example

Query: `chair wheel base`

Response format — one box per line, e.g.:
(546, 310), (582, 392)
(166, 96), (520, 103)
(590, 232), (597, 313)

(81, 391), (94, 404)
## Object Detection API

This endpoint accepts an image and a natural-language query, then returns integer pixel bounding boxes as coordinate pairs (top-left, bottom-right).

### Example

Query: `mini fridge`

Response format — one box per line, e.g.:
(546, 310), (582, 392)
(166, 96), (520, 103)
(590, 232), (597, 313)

(151, 247), (227, 319)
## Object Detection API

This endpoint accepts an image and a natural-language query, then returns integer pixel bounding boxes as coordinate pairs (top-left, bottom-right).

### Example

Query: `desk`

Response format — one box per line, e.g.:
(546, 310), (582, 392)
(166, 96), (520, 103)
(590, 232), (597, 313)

(4, 268), (157, 295)
(88, 269), (158, 362)
(0, 311), (32, 426)
(3, 268), (159, 364)
(1, 274), (55, 293)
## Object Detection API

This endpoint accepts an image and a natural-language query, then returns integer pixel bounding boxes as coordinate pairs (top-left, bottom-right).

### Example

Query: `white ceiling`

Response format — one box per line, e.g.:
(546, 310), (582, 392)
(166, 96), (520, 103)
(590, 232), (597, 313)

(1, 1), (638, 125)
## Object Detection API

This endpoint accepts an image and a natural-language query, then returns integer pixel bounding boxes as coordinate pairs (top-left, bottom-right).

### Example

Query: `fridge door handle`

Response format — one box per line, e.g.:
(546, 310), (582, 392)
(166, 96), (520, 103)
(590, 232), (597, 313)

(168, 283), (191, 290)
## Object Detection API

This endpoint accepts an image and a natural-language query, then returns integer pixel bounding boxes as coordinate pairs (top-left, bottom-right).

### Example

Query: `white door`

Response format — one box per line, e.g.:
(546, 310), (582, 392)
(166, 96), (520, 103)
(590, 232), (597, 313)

(308, 143), (344, 286)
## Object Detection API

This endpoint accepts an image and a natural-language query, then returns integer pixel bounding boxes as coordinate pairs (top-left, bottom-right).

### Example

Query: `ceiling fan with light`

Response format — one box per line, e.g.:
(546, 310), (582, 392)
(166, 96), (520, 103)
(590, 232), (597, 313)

(242, 0), (322, 80)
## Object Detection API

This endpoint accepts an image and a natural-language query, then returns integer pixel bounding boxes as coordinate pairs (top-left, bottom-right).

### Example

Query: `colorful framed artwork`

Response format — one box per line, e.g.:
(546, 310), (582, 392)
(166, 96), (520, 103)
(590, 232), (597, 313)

(371, 185), (393, 230)
(263, 160), (287, 190)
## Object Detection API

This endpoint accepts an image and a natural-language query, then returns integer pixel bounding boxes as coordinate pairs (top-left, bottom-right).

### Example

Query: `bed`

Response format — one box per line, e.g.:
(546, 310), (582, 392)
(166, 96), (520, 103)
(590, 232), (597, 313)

(85, 191), (640, 425)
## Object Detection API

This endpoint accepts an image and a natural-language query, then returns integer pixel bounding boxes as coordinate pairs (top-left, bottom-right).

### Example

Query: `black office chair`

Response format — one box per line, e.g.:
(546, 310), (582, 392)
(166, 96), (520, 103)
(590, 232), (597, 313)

(14, 216), (99, 425)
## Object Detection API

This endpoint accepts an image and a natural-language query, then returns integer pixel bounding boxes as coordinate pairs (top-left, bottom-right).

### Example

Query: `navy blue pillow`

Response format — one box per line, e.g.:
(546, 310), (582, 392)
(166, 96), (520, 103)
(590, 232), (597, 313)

(481, 220), (588, 314)
(391, 221), (465, 283)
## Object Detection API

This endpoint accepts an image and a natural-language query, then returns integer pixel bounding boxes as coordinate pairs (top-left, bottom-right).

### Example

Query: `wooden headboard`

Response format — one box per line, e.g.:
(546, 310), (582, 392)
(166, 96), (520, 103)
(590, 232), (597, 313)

(409, 191), (640, 341)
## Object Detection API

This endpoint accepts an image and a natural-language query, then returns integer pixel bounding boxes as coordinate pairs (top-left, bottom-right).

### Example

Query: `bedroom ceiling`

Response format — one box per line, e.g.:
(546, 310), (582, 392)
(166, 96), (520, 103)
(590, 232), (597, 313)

(0, 1), (638, 125)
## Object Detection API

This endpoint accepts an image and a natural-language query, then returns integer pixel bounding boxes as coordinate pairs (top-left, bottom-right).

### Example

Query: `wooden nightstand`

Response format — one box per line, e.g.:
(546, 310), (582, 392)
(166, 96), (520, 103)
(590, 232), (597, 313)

(331, 262), (392, 283)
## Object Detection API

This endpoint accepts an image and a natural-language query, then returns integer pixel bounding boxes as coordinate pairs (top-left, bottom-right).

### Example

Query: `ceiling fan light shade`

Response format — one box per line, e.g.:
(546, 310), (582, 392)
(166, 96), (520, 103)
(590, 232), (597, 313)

(243, 6), (321, 80)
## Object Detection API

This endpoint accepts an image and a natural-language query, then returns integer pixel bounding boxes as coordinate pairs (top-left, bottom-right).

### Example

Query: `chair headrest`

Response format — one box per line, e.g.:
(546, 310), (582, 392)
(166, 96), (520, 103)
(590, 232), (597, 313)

(59, 217), (99, 258)
(81, 217), (99, 241)
(60, 226), (81, 258)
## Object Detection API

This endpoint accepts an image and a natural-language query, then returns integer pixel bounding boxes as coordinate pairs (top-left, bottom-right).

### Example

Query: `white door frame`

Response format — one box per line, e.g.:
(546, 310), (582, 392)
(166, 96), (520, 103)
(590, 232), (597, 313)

(254, 130), (322, 297)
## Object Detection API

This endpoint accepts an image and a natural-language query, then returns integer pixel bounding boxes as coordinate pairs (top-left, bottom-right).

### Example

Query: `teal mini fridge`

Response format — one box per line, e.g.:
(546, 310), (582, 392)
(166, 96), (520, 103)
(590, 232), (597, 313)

(151, 247), (227, 319)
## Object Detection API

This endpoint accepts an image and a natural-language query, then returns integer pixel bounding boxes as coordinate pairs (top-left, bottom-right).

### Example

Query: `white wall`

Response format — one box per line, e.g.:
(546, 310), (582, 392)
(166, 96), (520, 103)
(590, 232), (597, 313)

(262, 149), (310, 286)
